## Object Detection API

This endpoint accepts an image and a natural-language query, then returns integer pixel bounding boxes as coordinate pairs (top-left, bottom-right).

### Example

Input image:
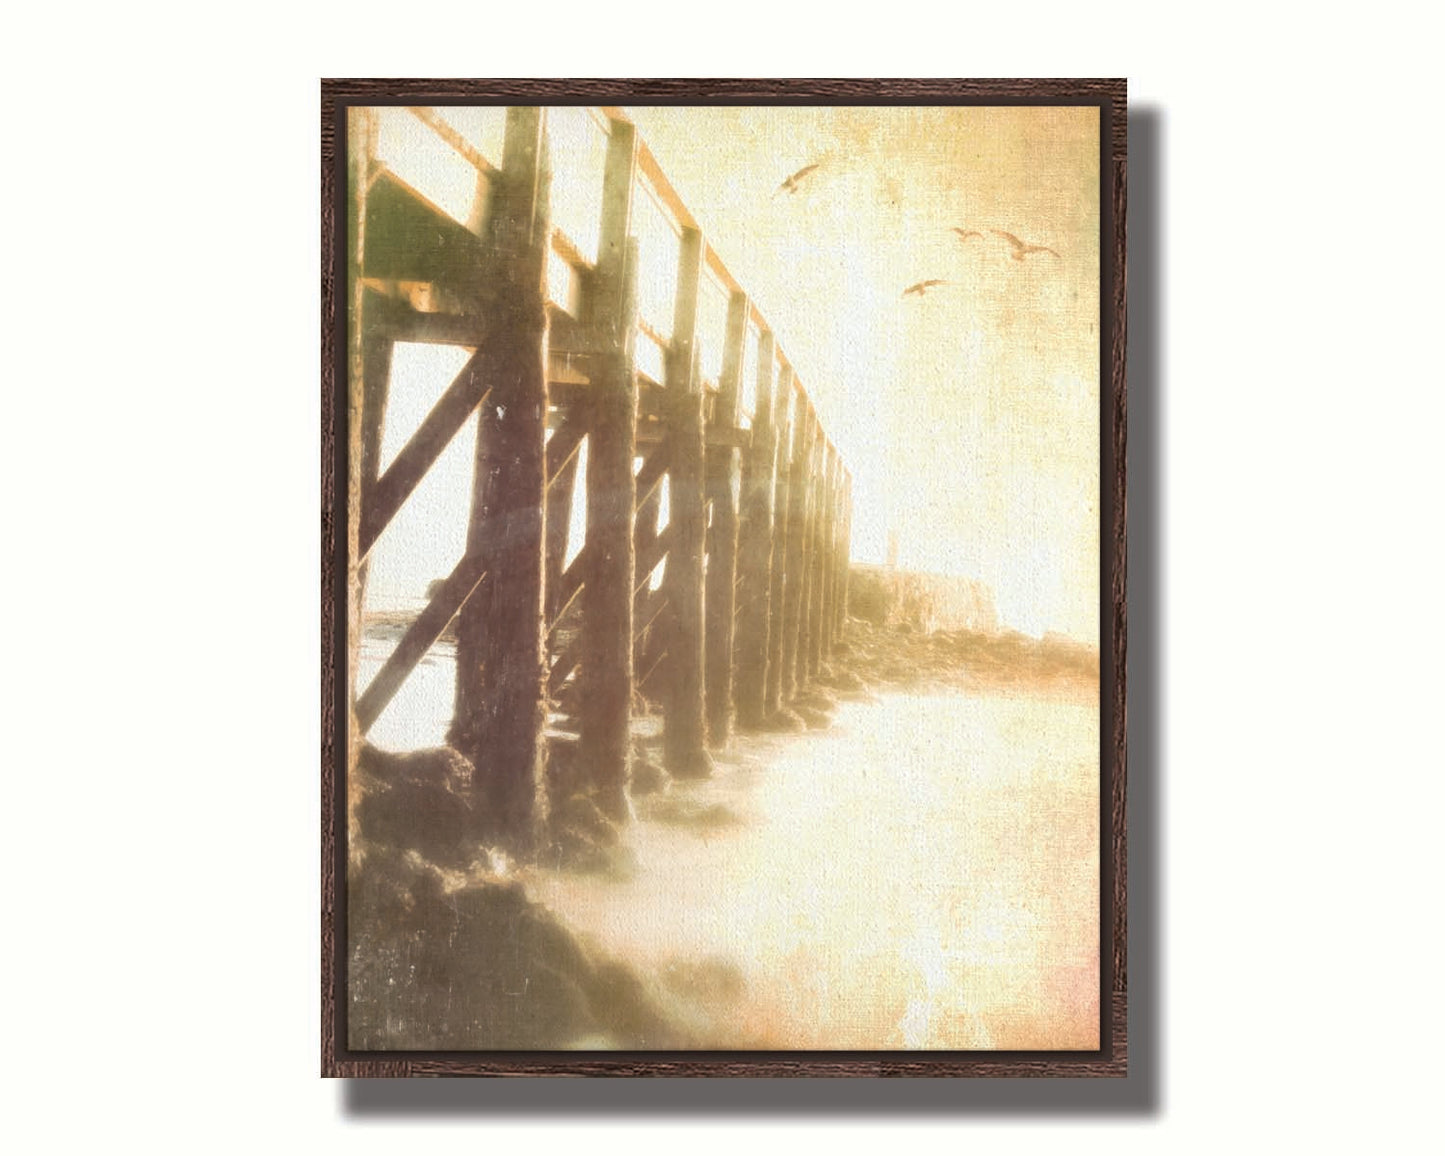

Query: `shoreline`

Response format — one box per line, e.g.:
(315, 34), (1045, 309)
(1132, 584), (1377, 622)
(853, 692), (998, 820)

(347, 614), (1100, 1050)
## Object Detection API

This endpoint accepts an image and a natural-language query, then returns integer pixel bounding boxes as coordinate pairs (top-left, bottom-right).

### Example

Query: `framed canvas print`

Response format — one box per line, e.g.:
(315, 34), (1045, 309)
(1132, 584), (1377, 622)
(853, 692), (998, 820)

(322, 78), (1127, 1077)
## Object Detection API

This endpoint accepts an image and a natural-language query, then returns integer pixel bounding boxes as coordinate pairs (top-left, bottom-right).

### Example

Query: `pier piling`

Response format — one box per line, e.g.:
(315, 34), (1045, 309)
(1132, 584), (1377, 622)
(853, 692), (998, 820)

(734, 330), (777, 729)
(450, 107), (552, 847)
(704, 290), (749, 743)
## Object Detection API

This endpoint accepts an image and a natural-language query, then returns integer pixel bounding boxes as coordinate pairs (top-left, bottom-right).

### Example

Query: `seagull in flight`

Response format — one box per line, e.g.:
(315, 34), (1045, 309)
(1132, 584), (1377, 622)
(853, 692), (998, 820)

(775, 162), (821, 196)
(951, 227), (983, 242)
(902, 279), (952, 298)
(991, 229), (1060, 261)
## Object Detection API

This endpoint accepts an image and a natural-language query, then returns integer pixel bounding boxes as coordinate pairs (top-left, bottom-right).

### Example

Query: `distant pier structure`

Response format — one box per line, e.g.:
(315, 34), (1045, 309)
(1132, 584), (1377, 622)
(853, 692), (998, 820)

(344, 106), (854, 849)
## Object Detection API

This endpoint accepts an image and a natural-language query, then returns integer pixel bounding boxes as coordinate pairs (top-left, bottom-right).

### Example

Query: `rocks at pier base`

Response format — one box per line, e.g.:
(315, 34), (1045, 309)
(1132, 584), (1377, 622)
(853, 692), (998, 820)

(835, 617), (1100, 699)
(788, 688), (837, 730)
(628, 757), (669, 797)
(753, 706), (806, 734)
(547, 794), (639, 881)
(794, 704), (832, 730)
(543, 735), (638, 879)
(349, 742), (685, 1050)
(846, 564), (999, 635)
(815, 664), (866, 694)
(348, 843), (684, 1050)
(667, 747), (716, 781)
(353, 744), (488, 867)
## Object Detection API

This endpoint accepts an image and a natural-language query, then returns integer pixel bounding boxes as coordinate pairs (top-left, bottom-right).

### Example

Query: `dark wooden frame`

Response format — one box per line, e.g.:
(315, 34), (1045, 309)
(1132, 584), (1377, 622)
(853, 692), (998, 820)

(322, 77), (1127, 1079)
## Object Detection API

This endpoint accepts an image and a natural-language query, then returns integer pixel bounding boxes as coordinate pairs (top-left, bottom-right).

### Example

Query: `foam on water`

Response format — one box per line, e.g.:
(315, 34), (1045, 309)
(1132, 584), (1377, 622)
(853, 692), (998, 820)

(355, 633), (1099, 1050)
(531, 688), (1100, 1050)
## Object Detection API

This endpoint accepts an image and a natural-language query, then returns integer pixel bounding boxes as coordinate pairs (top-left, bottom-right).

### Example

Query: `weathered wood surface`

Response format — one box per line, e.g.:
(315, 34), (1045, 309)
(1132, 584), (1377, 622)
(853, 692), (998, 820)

(543, 447), (578, 627)
(632, 448), (665, 676)
(779, 396), (815, 701)
(344, 107), (370, 763)
(450, 107), (552, 849)
(763, 372), (794, 717)
(661, 227), (711, 778)
(355, 551), (487, 732)
(817, 443), (838, 662)
(359, 350), (490, 560)
(733, 329), (777, 729)
(838, 469), (853, 635)
(578, 115), (640, 821)
(800, 419), (825, 684)
(703, 290), (749, 743)
(356, 326), (392, 588)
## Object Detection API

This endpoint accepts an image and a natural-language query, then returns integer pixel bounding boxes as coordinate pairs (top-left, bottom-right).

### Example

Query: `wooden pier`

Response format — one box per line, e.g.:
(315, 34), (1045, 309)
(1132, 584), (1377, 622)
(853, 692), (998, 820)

(347, 105), (854, 851)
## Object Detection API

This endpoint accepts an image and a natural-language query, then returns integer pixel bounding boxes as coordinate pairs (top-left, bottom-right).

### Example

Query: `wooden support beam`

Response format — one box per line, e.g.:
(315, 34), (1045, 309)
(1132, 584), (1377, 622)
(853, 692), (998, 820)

(578, 114), (641, 821)
(628, 421), (671, 677)
(763, 371), (794, 718)
(356, 551), (487, 733)
(798, 416), (819, 685)
(554, 381), (751, 448)
(632, 584), (671, 699)
(547, 420), (668, 643)
(407, 106), (498, 179)
(632, 456), (664, 674)
(548, 539), (589, 637)
(538, 418), (603, 638)
(842, 466), (851, 633)
(546, 471), (610, 642)
(703, 290), (749, 744)
(832, 447), (843, 656)
(358, 329), (393, 529)
(804, 421), (827, 683)
(662, 226), (711, 778)
(734, 329), (777, 729)
(355, 209), (393, 599)
(451, 106), (552, 850)
(638, 425), (749, 450)
(779, 392), (816, 702)
(634, 439), (671, 507)
(636, 583), (669, 635)
(548, 635), (581, 697)
(366, 297), (488, 346)
(545, 408), (588, 488)
(796, 417), (817, 686)
(817, 442), (836, 664)
(814, 433), (838, 673)
(635, 521), (676, 596)
(359, 350), (491, 559)
(344, 107), (372, 783)
(362, 169), (487, 292)
(637, 629), (670, 697)
(544, 446), (579, 627)
(815, 443), (832, 662)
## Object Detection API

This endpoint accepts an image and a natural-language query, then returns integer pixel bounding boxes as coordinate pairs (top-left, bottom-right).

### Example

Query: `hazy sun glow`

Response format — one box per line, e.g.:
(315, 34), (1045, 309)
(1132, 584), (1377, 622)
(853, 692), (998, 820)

(362, 105), (1099, 645)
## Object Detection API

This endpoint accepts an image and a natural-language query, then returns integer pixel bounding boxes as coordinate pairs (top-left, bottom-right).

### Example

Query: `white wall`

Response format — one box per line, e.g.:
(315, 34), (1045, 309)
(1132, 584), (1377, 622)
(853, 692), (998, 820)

(4, 3), (1441, 1152)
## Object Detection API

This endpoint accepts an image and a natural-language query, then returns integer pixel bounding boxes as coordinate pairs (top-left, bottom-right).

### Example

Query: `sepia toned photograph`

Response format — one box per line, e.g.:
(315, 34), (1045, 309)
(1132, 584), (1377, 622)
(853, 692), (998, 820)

(324, 81), (1124, 1071)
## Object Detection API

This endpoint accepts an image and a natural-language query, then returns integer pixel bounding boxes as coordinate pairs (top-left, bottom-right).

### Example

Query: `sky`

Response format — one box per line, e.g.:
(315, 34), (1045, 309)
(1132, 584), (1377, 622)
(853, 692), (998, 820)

(362, 104), (1100, 644)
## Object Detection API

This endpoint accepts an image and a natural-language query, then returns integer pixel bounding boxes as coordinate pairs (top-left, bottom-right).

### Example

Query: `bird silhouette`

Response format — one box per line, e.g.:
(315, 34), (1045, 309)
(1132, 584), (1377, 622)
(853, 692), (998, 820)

(902, 279), (951, 298)
(951, 227), (983, 242)
(775, 162), (821, 196)
(991, 229), (1060, 261)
